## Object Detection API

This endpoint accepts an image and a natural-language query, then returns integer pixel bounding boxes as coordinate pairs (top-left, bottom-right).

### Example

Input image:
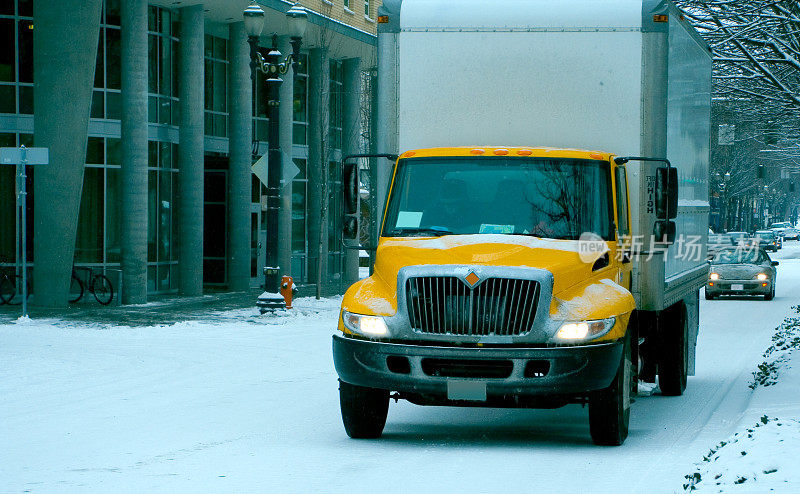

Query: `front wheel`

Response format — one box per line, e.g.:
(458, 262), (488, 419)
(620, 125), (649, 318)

(764, 286), (775, 301)
(588, 336), (631, 446)
(339, 380), (389, 439)
(91, 275), (114, 305)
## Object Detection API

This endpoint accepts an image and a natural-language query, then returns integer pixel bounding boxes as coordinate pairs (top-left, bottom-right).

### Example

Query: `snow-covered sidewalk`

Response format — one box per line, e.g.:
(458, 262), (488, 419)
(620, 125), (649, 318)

(681, 307), (800, 492)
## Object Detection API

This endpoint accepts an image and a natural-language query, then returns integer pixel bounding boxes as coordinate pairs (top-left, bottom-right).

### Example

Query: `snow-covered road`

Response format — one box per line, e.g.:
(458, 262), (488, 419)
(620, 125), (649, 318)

(2, 246), (800, 493)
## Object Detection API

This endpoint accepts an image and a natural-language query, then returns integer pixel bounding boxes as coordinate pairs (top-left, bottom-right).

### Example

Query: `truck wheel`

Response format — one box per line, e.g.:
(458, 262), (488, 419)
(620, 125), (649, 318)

(659, 305), (688, 396)
(588, 335), (631, 446)
(704, 291), (714, 300)
(339, 380), (389, 439)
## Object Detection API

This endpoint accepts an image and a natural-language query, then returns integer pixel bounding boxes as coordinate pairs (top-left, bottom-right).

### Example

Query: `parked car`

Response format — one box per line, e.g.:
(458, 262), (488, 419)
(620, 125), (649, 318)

(707, 233), (735, 260)
(754, 230), (779, 252)
(706, 247), (778, 300)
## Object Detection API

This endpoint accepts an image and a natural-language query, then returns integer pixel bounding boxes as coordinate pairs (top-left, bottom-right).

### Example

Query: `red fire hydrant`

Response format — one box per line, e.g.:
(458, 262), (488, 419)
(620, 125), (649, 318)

(280, 276), (297, 309)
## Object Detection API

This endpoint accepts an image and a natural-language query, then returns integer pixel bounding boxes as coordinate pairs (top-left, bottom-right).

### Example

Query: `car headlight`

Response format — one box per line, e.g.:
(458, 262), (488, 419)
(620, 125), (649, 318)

(342, 310), (389, 337)
(757, 273), (768, 281)
(553, 317), (615, 342)
(710, 273), (720, 280)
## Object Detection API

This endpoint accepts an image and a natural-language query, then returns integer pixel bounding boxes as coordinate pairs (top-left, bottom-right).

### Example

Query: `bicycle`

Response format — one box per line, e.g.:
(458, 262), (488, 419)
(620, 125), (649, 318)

(70, 266), (114, 305)
(0, 258), (31, 306)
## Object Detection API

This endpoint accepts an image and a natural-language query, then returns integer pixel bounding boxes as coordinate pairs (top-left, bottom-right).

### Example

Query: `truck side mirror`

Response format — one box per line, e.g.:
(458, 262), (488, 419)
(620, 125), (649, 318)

(656, 166), (678, 220)
(654, 220), (676, 244)
(342, 161), (360, 244)
(343, 161), (359, 215)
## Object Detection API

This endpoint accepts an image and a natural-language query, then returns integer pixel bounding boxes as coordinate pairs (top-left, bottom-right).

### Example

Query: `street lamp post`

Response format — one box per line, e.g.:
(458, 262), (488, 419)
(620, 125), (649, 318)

(244, 3), (307, 310)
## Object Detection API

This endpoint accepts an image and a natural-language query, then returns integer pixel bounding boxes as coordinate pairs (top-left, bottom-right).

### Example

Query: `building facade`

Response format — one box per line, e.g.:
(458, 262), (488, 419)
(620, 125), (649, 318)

(0, 0), (378, 305)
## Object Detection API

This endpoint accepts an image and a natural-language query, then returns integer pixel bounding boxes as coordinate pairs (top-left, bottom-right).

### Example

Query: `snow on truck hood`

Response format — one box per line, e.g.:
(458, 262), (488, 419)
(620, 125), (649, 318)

(373, 234), (599, 295)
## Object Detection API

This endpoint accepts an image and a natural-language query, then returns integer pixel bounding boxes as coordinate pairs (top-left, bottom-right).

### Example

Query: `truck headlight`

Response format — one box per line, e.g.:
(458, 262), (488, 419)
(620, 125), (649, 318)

(709, 273), (720, 280)
(554, 317), (615, 342)
(757, 273), (768, 281)
(342, 311), (389, 337)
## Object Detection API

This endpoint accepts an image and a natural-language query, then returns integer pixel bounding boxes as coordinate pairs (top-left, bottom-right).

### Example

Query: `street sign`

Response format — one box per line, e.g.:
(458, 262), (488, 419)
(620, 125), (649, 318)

(251, 153), (269, 185)
(0, 147), (49, 165)
(1, 146), (48, 318)
(251, 151), (301, 185)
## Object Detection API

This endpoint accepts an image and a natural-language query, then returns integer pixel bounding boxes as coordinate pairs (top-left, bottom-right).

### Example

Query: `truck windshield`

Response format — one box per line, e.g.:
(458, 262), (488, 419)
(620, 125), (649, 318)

(383, 157), (614, 240)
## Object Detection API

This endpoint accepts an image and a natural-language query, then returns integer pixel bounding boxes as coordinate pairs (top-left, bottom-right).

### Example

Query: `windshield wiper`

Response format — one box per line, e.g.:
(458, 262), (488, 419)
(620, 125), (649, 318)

(389, 227), (453, 237)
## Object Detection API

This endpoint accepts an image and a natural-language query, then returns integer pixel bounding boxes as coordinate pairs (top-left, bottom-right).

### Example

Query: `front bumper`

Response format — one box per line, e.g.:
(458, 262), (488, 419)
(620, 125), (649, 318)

(707, 280), (771, 295)
(332, 334), (622, 398)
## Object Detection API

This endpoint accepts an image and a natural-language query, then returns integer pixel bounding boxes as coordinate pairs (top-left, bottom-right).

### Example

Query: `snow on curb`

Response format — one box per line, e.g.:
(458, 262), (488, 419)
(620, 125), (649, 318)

(749, 305), (800, 389)
(683, 416), (800, 492)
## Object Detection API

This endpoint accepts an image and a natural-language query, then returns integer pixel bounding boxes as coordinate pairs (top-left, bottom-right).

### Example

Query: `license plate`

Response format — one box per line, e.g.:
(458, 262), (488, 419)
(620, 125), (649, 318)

(447, 380), (487, 401)
(732, 284), (744, 291)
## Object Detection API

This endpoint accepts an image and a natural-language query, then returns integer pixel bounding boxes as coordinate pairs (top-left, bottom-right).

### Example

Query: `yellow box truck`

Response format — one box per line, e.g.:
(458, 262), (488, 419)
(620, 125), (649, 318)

(333, 0), (711, 445)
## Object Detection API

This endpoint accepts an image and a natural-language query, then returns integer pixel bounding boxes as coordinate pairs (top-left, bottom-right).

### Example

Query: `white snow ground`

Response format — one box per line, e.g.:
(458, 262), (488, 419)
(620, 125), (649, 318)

(3, 246), (800, 493)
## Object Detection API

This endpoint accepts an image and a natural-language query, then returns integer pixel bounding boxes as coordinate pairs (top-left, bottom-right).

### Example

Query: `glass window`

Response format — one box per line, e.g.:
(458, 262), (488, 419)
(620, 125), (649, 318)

(344, 0), (350, 8)
(18, 0), (31, 17)
(148, 170), (158, 262)
(213, 37), (226, 61)
(86, 137), (105, 165)
(106, 167), (121, 262)
(212, 61), (226, 112)
(292, 159), (308, 254)
(106, 91), (121, 119)
(615, 165), (629, 236)
(159, 35), (171, 96)
(105, 28), (121, 90)
(17, 19), (32, 83)
(0, 19), (13, 82)
(365, 0), (370, 17)
(91, 90), (104, 118)
(75, 167), (104, 263)
(384, 157), (615, 240)
(158, 171), (172, 261)
(0, 1), (13, 15)
(106, 0), (121, 26)
(148, 34), (158, 93)
(0, 133), (15, 260)
(107, 138), (121, 166)
(0, 85), (15, 113)
(18, 85), (31, 114)
(94, 32), (105, 88)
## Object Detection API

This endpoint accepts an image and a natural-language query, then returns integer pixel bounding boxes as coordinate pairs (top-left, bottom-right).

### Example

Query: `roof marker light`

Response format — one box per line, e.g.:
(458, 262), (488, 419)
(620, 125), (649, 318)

(403, 151), (416, 158)
(494, 149), (509, 156)
(590, 153), (604, 160)
(470, 149), (485, 155)
(517, 149), (533, 156)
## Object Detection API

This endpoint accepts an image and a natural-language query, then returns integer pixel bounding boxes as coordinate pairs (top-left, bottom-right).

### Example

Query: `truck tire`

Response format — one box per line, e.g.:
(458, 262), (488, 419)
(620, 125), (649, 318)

(588, 335), (631, 446)
(659, 305), (688, 396)
(339, 380), (390, 439)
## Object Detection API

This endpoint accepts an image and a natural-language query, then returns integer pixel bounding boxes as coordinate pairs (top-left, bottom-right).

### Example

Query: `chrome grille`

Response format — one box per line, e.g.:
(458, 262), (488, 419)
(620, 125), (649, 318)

(405, 276), (540, 336)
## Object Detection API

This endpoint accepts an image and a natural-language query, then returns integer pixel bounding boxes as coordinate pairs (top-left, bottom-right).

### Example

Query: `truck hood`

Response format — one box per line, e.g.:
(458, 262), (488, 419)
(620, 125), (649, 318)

(365, 235), (604, 308)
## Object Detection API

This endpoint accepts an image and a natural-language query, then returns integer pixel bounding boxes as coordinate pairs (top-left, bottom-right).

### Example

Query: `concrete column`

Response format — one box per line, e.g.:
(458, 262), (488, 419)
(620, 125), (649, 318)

(226, 22), (251, 292)
(177, 5), (204, 296)
(307, 48), (329, 295)
(342, 57), (362, 289)
(120, 0), (149, 304)
(278, 36), (294, 283)
(32, 0), (102, 307)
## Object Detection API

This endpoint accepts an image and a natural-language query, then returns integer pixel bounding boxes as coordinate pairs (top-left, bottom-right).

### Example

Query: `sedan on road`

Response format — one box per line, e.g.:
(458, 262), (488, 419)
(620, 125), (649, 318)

(754, 230), (779, 252)
(784, 227), (800, 241)
(706, 247), (778, 300)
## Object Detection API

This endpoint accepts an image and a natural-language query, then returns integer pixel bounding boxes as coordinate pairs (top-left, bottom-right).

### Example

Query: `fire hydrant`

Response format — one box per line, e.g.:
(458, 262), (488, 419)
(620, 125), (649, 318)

(280, 276), (298, 309)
